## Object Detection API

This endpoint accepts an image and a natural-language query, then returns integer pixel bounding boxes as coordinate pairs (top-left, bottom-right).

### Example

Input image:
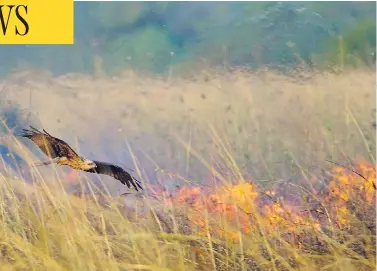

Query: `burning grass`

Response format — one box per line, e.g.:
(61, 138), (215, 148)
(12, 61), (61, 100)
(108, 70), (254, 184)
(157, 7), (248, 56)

(0, 67), (375, 270)
(0, 154), (375, 270)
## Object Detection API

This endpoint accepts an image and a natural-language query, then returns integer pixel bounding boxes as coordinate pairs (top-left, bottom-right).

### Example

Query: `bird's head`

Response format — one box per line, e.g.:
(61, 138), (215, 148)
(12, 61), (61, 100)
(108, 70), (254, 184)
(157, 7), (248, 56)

(81, 157), (96, 170)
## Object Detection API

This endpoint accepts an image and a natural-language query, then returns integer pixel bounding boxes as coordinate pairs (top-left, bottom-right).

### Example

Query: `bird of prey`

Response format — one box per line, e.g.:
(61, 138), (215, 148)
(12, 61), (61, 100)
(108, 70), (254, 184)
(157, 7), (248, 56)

(19, 126), (143, 191)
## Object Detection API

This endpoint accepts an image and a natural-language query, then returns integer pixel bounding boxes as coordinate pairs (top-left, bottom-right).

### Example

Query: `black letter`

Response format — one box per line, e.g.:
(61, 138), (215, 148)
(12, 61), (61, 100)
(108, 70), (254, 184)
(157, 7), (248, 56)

(15, 5), (28, 36)
(0, 5), (15, 35)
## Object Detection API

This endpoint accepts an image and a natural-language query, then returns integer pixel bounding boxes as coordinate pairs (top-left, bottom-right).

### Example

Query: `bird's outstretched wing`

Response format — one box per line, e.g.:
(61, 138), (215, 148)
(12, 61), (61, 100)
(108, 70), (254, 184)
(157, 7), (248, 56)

(85, 161), (143, 191)
(19, 126), (81, 160)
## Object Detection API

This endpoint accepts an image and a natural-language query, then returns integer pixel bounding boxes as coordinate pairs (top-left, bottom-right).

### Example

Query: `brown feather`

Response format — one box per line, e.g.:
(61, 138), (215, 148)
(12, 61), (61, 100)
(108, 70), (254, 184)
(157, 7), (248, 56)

(19, 126), (143, 191)
(20, 126), (81, 160)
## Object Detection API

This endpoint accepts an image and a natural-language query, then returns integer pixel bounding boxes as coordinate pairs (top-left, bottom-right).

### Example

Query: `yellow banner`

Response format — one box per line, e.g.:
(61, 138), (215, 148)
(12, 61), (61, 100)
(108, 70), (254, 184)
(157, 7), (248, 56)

(0, 0), (73, 44)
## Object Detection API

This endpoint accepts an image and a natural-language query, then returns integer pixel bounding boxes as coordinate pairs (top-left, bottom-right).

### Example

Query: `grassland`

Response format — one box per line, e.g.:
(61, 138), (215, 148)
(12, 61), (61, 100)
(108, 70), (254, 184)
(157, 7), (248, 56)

(0, 67), (375, 270)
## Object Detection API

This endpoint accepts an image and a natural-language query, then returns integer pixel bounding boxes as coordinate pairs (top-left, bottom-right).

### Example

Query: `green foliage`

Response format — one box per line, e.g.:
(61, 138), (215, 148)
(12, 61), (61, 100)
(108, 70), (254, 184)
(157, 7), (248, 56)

(306, 2), (376, 32)
(103, 26), (178, 74)
(0, 2), (375, 76)
(187, 2), (334, 68)
(323, 19), (376, 67)
(251, 2), (333, 66)
(92, 2), (147, 28)
(342, 20), (376, 63)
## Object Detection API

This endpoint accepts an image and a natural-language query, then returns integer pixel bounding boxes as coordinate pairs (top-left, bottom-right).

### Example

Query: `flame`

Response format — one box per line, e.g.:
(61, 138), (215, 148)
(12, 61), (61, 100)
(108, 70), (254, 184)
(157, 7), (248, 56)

(325, 159), (376, 228)
(161, 160), (375, 242)
(262, 202), (321, 233)
(328, 159), (376, 203)
(167, 183), (258, 240)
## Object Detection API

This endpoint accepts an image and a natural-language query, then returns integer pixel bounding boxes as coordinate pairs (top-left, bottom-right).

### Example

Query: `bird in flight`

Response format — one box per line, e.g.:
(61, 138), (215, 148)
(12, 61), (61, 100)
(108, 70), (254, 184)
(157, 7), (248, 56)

(19, 126), (143, 191)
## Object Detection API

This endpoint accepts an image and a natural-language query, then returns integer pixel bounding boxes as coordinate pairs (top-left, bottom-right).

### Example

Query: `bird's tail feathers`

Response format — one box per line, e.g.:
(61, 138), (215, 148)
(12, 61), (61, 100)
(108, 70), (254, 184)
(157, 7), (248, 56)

(18, 126), (52, 138)
(42, 128), (53, 137)
(29, 126), (42, 133)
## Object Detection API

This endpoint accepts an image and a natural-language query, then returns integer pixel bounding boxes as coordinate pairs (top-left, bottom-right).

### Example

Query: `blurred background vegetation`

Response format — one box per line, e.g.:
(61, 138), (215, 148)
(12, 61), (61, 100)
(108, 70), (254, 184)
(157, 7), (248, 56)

(0, 2), (375, 77)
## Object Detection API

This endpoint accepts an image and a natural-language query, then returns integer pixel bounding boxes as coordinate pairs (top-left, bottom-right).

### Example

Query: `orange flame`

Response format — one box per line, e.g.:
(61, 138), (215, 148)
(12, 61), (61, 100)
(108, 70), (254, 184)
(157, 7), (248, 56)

(325, 159), (376, 228)
(163, 160), (375, 242)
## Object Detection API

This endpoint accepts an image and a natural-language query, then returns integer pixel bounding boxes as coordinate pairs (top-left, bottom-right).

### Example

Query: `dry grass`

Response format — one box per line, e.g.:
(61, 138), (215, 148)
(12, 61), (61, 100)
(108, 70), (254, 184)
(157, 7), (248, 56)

(0, 67), (375, 270)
